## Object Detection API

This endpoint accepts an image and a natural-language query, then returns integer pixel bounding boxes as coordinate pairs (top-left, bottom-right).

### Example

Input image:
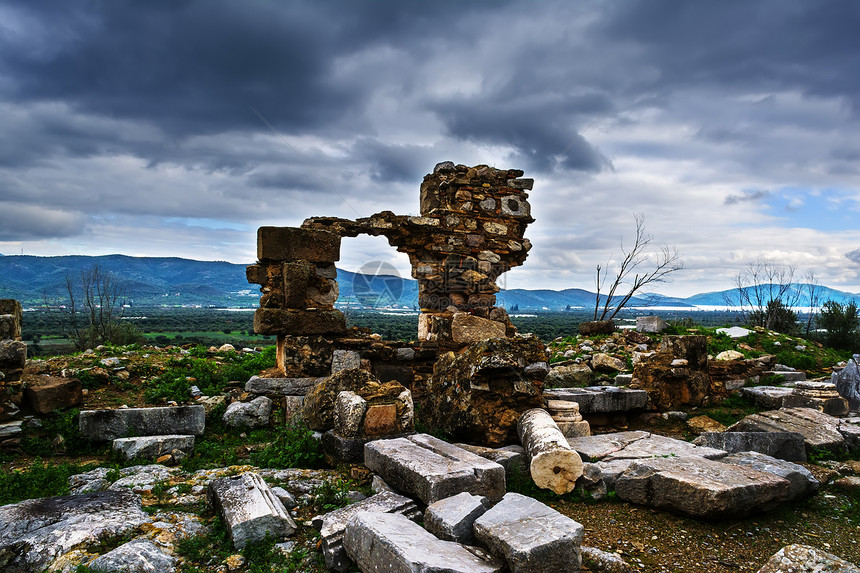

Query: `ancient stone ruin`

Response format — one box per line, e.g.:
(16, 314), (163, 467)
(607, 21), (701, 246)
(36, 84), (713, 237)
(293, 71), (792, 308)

(0, 299), (26, 422)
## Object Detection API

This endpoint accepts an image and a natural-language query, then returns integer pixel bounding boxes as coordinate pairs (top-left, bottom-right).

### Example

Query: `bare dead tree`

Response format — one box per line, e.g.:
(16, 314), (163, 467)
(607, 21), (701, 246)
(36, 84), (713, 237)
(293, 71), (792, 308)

(727, 258), (801, 328)
(44, 264), (133, 350)
(593, 213), (685, 321)
(803, 268), (823, 339)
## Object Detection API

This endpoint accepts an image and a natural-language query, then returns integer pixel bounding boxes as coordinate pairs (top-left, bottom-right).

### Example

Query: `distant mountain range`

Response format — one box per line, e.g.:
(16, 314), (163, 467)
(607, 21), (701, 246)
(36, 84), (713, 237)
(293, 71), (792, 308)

(0, 254), (858, 310)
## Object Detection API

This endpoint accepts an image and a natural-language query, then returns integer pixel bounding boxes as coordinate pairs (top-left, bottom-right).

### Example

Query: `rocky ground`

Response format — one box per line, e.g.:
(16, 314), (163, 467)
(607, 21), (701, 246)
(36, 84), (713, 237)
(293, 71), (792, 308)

(1, 328), (859, 572)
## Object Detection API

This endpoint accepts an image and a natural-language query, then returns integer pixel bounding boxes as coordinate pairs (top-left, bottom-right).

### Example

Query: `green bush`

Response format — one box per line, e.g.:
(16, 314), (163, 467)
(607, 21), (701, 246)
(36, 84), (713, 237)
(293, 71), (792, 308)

(748, 299), (798, 335)
(250, 420), (326, 469)
(817, 300), (860, 352)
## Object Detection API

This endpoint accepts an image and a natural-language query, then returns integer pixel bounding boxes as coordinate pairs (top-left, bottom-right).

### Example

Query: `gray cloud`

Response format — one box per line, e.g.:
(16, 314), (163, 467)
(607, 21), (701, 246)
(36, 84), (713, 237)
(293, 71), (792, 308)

(0, 203), (86, 240)
(847, 249), (860, 265)
(725, 189), (771, 205)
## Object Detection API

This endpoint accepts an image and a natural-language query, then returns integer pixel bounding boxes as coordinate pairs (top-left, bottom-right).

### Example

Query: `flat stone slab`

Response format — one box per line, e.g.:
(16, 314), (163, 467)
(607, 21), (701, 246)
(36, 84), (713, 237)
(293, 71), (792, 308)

(364, 433), (506, 504)
(112, 434), (195, 460)
(316, 491), (421, 572)
(741, 386), (793, 409)
(87, 538), (177, 572)
(207, 472), (296, 550)
(79, 405), (205, 440)
(473, 492), (585, 573)
(764, 371), (807, 382)
(757, 543), (860, 573)
(615, 456), (791, 519)
(0, 490), (148, 573)
(721, 451), (819, 501)
(245, 376), (323, 396)
(693, 431), (806, 462)
(454, 443), (527, 479)
(716, 326), (753, 338)
(544, 387), (648, 414)
(567, 431), (726, 462)
(425, 492), (490, 545)
(729, 407), (860, 454)
(344, 512), (504, 573)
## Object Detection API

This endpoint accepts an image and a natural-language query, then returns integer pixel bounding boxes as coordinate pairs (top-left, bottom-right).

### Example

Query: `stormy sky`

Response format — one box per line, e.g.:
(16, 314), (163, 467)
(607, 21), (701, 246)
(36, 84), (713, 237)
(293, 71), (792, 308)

(1, 0), (859, 296)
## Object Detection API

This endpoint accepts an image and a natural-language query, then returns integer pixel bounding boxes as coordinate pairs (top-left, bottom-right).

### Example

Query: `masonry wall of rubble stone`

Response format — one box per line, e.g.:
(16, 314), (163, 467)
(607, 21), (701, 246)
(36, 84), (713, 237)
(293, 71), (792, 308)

(0, 299), (26, 421)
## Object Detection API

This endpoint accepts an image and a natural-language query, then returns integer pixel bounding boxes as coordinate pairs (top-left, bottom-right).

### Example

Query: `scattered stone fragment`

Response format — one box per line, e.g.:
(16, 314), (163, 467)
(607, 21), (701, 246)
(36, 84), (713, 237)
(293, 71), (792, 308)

(693, 431), (806, 462)
(581, 546), (634, 573)
(318, 490), (421, 572)
(575, 462), (608, 501)
(86, 538), (177, 572)
(716, 326), (753, 338)
(223, 396), (272, 428)
(615, 456), (791, 519)
(364, 433), (506, 504)
(546, 363), (593, 387)
(454, 442), (528, 481)
(715, 350), (744, 361)
(0, 490), (148, 573)
(112, 434), (195, 461)
(782, 381), (849, 416)
(79, 405), (205, 440)
(344, 512), (505, 573)
(518, 408), (583, 494)
(631, 335), (710, 410)
(207, 472), (296, 550)
(721, 451), (819, 500)
(833, 476), (860, 492)
(756, 544), (860, 573)
(686, 415), (726, 434)
(567, 431), (727, 462)
(636, 316), (667, 333)
(473, 492), (585, 573)
(425, 492), (490, 545)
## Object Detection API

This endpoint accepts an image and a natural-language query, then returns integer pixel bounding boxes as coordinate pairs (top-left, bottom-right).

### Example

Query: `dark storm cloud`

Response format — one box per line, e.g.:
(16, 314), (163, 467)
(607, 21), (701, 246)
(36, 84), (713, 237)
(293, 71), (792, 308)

(847, 249), (860, 266)
(598, 0), (860, 106)
(724, 189), (770, 205)
(0, 203), (84, 240)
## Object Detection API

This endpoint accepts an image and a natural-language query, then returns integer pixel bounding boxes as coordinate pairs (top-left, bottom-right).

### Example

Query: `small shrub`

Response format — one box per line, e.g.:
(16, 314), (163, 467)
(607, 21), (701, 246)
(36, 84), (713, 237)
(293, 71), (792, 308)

(817, 300), (860, 351)
(250, 420), (325, 469)
(0, 460), (95, 505)
(313, 478), (352, 512)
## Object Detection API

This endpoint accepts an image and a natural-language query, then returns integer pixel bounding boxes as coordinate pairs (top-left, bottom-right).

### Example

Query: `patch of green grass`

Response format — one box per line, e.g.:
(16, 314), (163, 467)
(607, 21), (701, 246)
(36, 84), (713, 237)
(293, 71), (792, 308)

(699, 393), (759, 427)
(0, 460), (99, 505)
(21, 409), (99, 457)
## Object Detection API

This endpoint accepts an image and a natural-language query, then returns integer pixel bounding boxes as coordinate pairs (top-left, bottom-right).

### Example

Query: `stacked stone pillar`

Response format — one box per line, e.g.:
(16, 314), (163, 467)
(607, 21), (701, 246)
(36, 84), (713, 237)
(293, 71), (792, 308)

(0, 299), (26, 421)
(247, 227), (346, 373)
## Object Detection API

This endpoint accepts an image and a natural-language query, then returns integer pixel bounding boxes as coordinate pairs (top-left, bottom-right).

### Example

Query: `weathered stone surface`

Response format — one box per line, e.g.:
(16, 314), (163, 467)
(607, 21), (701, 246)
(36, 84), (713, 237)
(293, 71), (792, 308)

(615, 456), (790, 519)
(579, 321), (615, 336)
(473, 492), (585, 573)
(631, 335), (710, 410)
(0, 339), (26, 381)
(567, 430), (727, 462)
(207, 472), (296, 550)
(303, 369), (411, 435)
(519, 408), (583, 494)
(716, 326), (753, 338)
(729, 407), (860, 455)
(715, 350), (745, 361)
(454, 442), (527, 480)
(223, 396), (272, 428)
(424, 336), (547, 446)
(79, 405), (206, 440)
(257, 226), (340, 262)
(581, 546), (634, 573)
(592, 353), (626, 373)
(686, 415), (727, 434)
(318, 490), (421, 572)
(450, 312), (507, 344)
(721, 451), (819, 500)
(544, 387), (649, 415)
(331, 349), (361, 373)
(24, 376), (83, 414)
(693, 431), (806, 462)
(0, 490), (148, 573)
(245, 375), (322, 396)
(783, 381), (850, 416)
(344, 512), (505, 573)
(87, 538), (177, 572)
(334, 391), (367, 438)
(756, 544), (860, 573)
(112, 434), (195, 461)
(425, 492), (489, 545)
(636, 316), (667, 333)
(0, 299), (22, 340)
(545, 363), (593, 387)
(364, 433), (506, 504)
(833, 355), (860, 411)
(741, 386), (793, 409)
(710, 355), (775, 392)
(253, 308), (346, 336)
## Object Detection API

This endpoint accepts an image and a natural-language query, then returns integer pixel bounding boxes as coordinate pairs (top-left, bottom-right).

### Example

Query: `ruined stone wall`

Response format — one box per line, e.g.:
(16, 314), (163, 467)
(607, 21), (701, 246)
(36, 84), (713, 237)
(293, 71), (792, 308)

(0, 299), (26, 421)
